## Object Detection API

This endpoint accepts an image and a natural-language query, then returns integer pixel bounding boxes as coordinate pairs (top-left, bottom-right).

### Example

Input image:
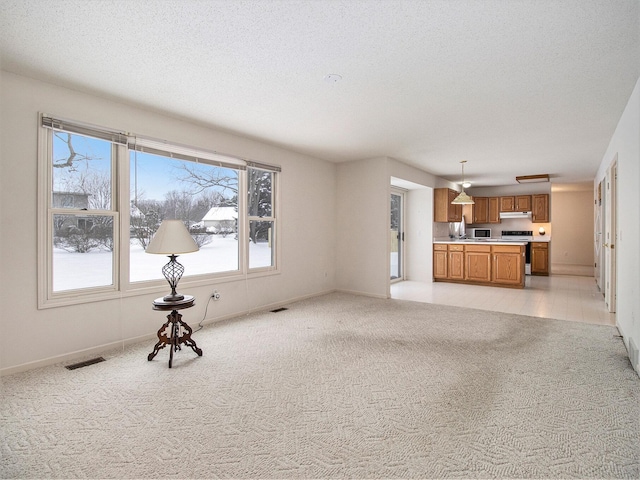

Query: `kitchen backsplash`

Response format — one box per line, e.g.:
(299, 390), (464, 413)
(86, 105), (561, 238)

(433, 222), (451, 238)
(435, 217), (551, 239)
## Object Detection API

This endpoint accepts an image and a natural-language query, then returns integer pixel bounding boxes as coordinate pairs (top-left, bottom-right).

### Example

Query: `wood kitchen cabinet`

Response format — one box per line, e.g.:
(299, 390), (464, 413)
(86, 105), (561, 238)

(433, 244), (448, 279)
(465, 245), (492, 282)
(488, 197), (500, 223)
(434, 188), (462, 222)
(515, 195), (532, 212)
(500, 196), (515, 212)
(531, 242), (549, 275)
(532, 194), (549, 223)
(492, 245), (525, 286)
(500, 195), (532, 212)
(448, 244), (465, 280)
(433, 242), (525, 288)
(433, 244), (464, 280)
(472, 197), (489, 224)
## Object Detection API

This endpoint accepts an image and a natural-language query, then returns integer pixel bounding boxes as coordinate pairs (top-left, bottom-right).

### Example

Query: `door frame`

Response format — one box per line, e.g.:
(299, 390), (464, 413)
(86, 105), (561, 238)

(604, 158), (617, 312)
(390, 188), (406, 283)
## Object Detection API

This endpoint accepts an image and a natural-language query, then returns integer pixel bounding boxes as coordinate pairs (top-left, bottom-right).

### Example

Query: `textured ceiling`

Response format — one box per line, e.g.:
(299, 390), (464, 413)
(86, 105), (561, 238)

(1, 0), (638, 187)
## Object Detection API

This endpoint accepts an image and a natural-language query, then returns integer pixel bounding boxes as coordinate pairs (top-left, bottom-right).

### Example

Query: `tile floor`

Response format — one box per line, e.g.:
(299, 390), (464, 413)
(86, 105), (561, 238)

(391, 275), (616, 326)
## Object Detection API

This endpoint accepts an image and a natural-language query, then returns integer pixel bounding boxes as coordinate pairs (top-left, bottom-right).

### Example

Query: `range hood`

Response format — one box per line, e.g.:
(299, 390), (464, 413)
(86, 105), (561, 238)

(499, 211), (532, 219)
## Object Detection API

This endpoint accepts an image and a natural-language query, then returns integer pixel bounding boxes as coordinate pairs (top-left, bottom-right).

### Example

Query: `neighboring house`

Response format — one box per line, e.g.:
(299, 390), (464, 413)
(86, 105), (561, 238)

(130, 202), (144, 219)
(52, 191), (92, 231)
(52, 191), (90, 209)
(200, 206), (237, 234)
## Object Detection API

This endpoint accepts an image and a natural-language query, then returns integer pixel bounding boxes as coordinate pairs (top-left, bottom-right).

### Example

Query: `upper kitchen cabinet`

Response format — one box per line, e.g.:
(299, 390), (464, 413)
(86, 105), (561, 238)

(500, 196), (515, 212)
(472, 197), (489, 224)
(488, 197), (500, 223)
(532, 194), (549, 223)
(500, 195), (532, 212)
(515, 195), (532, 212)
(434, 188), (462, 222)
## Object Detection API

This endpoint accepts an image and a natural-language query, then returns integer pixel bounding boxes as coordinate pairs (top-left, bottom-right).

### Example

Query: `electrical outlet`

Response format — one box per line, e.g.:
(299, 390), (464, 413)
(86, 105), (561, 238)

(212, 290), (221, 301)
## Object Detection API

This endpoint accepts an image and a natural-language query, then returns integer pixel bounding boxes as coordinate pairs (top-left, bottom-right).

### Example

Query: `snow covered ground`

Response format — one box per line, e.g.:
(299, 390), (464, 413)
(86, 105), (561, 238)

(53, 236), (272, 292)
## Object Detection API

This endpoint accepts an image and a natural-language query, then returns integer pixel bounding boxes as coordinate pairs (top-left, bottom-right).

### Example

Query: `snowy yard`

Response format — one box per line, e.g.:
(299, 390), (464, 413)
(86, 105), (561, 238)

(53, 236), (272, 292)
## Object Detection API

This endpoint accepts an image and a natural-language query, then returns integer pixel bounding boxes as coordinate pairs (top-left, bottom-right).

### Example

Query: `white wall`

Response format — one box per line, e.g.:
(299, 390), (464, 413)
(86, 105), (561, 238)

(335, 156), (447, 297)
(335, 157), (389, 298)
(467, 183), (551, 197)
(595, 76), (640, 374)
(405, 188), (433, 282)
(388, 158), (438, 285)
(0, 71), (337, 374)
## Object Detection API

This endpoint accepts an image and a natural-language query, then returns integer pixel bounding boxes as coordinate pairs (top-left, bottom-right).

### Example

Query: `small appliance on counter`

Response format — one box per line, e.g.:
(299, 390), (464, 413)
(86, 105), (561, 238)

(471, 228), (491, 239)
(448, 218), (467, 239)
(448, 222), (460, 238)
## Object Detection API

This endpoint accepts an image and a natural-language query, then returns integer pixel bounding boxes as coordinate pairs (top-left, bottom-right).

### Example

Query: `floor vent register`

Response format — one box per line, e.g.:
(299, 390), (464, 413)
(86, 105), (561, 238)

(65, 357), (106, 370)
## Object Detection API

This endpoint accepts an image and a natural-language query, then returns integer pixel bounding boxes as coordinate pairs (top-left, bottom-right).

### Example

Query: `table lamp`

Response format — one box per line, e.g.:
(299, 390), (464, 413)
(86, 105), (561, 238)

(146, 220), (199, 302)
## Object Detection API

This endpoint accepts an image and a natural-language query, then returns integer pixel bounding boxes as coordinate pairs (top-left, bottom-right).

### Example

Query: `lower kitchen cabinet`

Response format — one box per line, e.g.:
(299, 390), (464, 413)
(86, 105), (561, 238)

(492, 245), (525, 285)
(432, 243), (465, 281)
(448, 245), (465, 280)
(433, 244), (448, 279)
(465, 245), (491, 282)
(531, 242), (549, 275)
(434, 242), (525, 288)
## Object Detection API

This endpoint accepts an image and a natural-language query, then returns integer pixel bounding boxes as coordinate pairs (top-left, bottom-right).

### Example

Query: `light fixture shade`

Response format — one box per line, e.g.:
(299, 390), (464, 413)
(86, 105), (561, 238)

(146, 220), (199, 254)
(451, 191), (475, 205)
(516, 174), (549, 184)
(451, 160), (475, 205)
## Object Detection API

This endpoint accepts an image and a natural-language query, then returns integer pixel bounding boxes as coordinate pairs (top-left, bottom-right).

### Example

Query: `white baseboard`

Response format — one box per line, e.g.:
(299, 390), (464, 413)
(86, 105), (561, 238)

(0, 289), (337, 377)
(336, 288), (389, 299)
(550, 264), (594, 276)
(0, 332), (156, 377)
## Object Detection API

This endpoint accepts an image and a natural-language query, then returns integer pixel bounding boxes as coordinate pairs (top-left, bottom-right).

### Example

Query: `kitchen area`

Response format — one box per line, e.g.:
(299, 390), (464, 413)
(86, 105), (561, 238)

(432, 187), (551, 288)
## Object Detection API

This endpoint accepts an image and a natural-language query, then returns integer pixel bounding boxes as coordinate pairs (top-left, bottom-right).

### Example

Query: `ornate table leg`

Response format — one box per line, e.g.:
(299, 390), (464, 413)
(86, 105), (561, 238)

(176, 316), (203, 357)
(148, 309), (202, 367)
(147, 314), (173, 361)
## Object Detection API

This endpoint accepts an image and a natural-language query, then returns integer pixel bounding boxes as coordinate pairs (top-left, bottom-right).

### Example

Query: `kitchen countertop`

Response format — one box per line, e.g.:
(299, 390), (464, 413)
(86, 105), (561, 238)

(434, 237), (538, 245)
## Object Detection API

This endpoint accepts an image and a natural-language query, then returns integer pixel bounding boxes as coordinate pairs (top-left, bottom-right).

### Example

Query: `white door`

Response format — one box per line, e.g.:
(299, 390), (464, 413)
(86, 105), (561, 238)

(594, 181), (603, 291)
(604, 160), (617, 312)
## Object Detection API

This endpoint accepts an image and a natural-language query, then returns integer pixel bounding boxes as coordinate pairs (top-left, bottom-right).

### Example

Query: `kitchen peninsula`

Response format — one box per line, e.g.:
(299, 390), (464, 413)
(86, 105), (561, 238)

(433, 239), (526, 288)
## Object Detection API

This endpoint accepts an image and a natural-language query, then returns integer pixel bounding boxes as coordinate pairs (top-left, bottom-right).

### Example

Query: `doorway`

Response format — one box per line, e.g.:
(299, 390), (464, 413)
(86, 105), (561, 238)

(604, 159), (617, 312)
(390, 189), (405, 282)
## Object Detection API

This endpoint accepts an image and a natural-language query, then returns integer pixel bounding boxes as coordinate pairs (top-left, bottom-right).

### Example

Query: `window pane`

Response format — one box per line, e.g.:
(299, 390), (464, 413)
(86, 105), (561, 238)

(129, 150), (239, 282)
(249, 220), (274, 268)
(52, 132), (112, 210)
(52, 214), (114, 291)
(248, 169), (272, 217)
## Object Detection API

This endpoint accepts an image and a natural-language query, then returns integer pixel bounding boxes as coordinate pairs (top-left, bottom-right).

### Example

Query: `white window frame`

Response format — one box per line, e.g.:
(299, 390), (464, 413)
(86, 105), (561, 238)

(246, 166), (280, 273)
(38, 114), (281, 309)
(38, 120), (126, 307)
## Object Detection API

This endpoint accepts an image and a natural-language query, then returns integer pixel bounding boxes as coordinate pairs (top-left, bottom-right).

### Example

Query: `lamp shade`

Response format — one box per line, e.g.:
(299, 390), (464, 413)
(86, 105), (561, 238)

(146, 220), (198, 254)
(451, 160), (475, 205)
(451, 191), (475, 205)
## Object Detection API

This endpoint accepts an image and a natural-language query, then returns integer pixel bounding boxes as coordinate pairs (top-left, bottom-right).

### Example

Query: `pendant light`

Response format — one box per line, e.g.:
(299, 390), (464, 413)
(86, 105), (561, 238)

(451, 160), (475, 205)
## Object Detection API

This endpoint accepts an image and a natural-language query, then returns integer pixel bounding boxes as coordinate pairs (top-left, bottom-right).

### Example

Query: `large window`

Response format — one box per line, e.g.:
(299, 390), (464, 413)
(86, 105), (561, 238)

(129, 147), (240, 282)
(248, 167), (276, 270)
(42, 122), (123, 297)
(39, 115), (280, 307)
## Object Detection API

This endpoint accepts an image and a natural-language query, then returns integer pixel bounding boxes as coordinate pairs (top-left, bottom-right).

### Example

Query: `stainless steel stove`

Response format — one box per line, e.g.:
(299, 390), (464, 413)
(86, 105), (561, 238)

(501, 230), (533, 241)
(501, 231), (533, 274)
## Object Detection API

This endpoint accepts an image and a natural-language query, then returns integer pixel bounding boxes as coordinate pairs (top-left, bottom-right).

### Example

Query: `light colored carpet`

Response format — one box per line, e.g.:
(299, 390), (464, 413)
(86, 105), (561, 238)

(1, 292), (639, 479)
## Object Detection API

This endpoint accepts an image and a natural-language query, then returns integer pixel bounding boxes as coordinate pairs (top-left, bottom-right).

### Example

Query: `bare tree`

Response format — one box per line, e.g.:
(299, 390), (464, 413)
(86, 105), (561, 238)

(178, 163), (238, 197)
(53, 132), (97, 170)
